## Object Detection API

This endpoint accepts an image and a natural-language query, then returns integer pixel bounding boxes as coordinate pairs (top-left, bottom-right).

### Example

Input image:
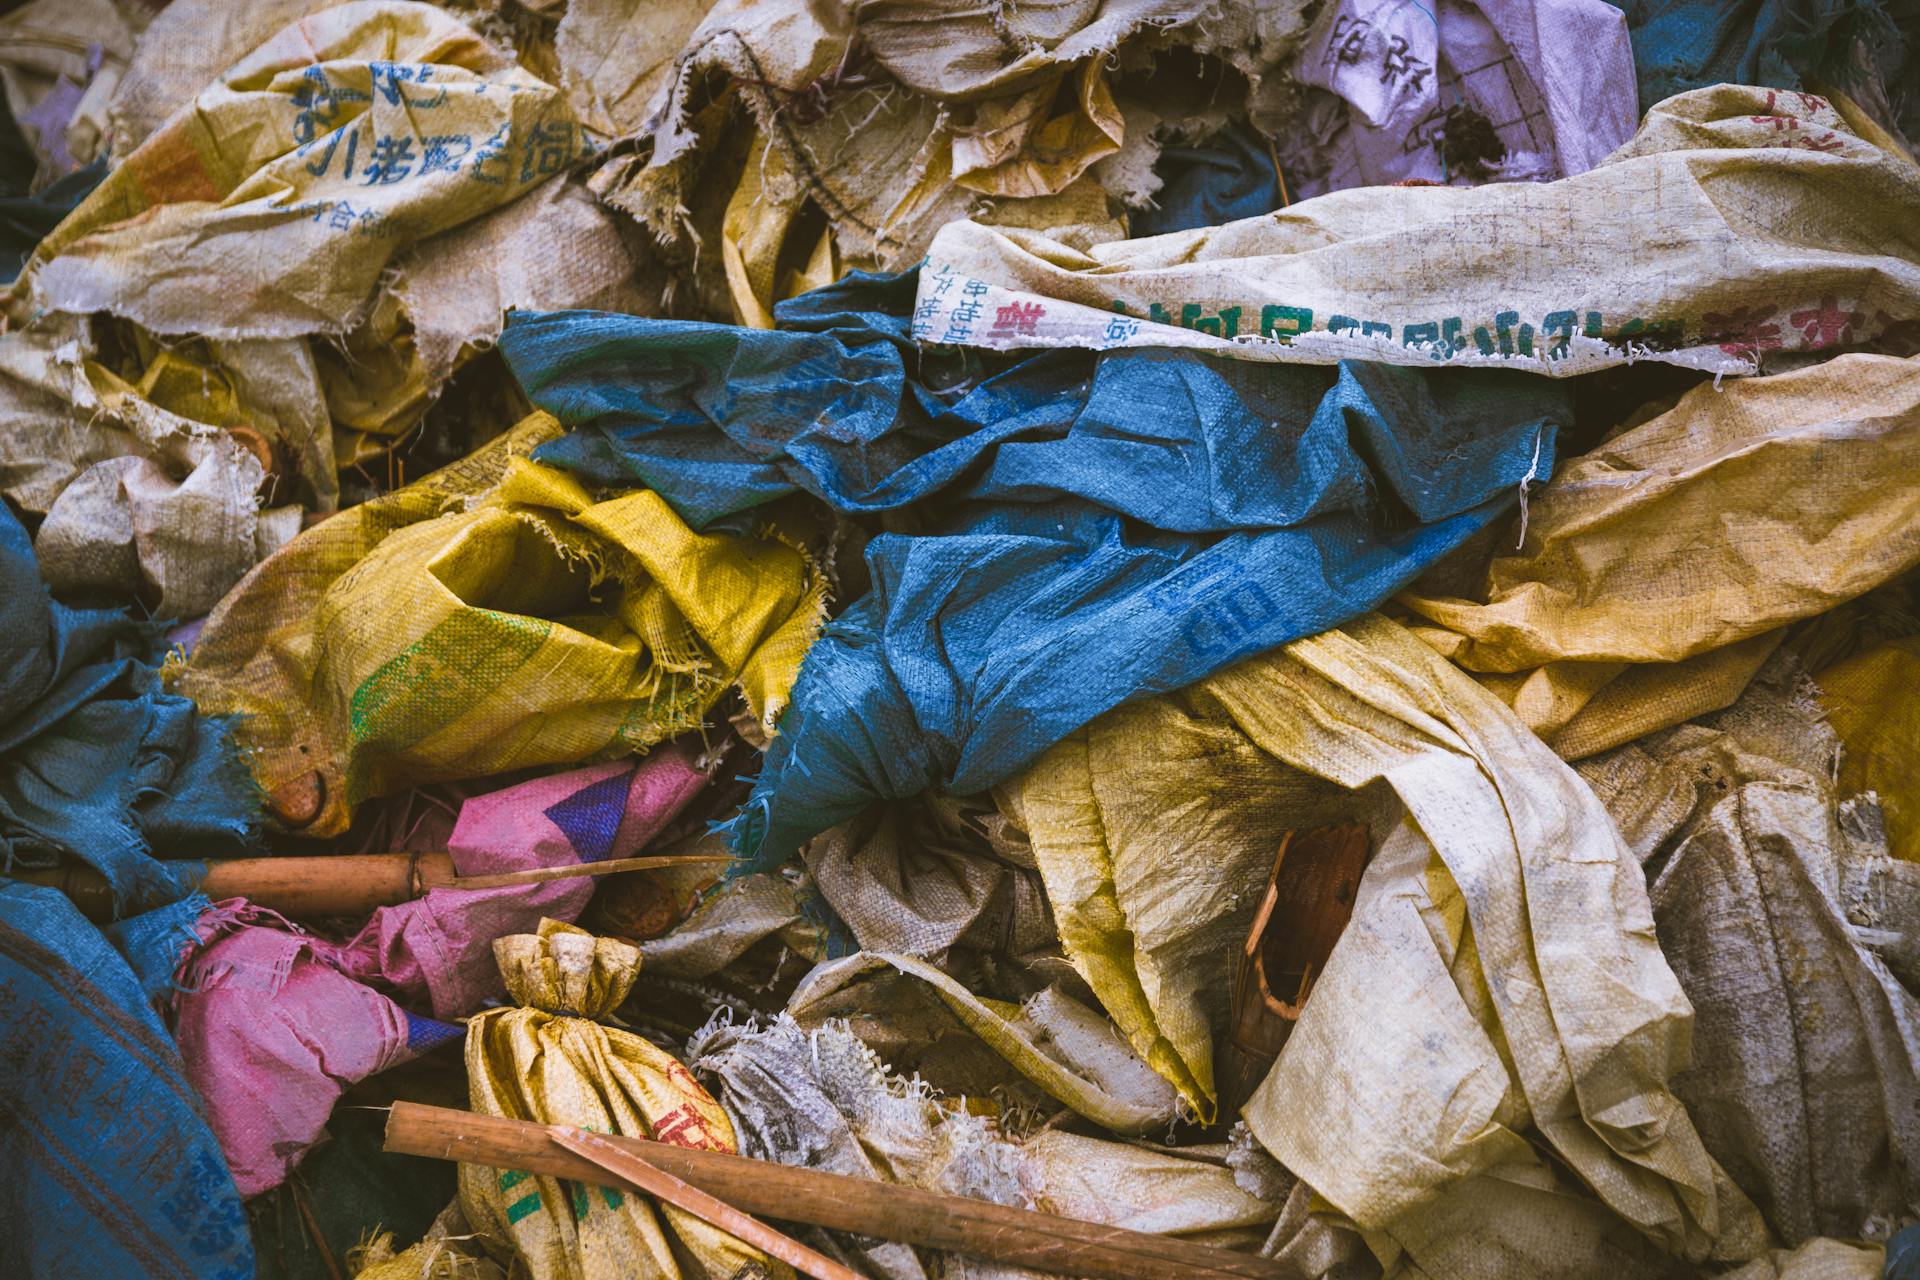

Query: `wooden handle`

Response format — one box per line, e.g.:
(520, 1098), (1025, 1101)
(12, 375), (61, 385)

(11, 852), (734, 921)
(550, 1127), (862, 1280)
(385, 1102), (1288, 1280)
(201, 853), (456, 914)
(7, 854), (458, 921)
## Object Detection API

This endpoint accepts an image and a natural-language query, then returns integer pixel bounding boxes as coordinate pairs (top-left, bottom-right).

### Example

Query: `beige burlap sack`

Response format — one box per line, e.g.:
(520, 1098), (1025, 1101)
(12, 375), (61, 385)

(1222, 616), (1768, 1263)
(1576, 659), (1920, 1247)
(584, 0), (1298, 323)
(1002, 691), (1365, 1123)
(912, 85), (1920, 376)
(549, 0), (716, 140)
(0, 0), (142, 181)
(107, 0), (356, 159)
(10, 1), (587, 339)
(802, 793), (1054, 963)
(1402, 353), (1920, 758)
(1003, 614), (1767, 1263)
(1, 332), (323, 614)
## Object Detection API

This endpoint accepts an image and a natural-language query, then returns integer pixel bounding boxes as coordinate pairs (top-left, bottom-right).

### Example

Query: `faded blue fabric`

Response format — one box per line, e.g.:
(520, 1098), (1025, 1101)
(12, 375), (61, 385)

(1888, 1222), (1920, 1279)
(1605, 0), (1912, 116)
(0, 159), (104, 283)
(1131, 122), (1285, 239)
(104, 892), (212, 1003)
(0, 502), (255, 917)
(502, 271), (1568, 869)
(0, 880), (252, 1279)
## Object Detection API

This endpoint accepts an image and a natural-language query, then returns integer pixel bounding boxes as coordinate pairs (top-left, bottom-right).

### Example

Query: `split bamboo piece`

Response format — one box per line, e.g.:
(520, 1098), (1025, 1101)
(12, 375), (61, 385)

(550, 1127), (862, 1280)
(12, 852), (732, 921)
(385, 1101), (1289, 1280)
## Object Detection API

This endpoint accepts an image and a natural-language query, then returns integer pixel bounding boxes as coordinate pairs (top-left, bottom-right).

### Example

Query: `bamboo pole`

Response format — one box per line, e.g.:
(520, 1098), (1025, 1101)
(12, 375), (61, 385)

(385, 1102), (1289, 1280)
(550, 1127), (862, 1280)
(12, 852), (731, 921)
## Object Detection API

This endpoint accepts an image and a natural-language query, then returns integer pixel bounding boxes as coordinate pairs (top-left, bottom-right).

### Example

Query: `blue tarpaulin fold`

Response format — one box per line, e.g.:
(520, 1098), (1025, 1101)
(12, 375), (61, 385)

(0, 880), (253, 1279)
(0, 502), (254, 916)
(1131, 123), (1286, 239)
(1606, 0), (1914, 121)
(503, 271), (1570, 868)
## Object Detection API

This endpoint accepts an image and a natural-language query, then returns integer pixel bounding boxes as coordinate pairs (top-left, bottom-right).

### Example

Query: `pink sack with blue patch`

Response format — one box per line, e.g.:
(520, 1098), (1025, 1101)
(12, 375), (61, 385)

(172, 744), (710, 1196)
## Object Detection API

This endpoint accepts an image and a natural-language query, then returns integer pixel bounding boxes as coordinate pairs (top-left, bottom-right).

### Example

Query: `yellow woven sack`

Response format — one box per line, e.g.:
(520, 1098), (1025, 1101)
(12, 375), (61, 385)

(1009, 616), (1769, 1266)
(7, 1), (584, 339)
(1816, 635), (1920, 860)
(173, 413), (825, 834)
(461, 920), (791, 1280)
(1403, 353), (1920, 757)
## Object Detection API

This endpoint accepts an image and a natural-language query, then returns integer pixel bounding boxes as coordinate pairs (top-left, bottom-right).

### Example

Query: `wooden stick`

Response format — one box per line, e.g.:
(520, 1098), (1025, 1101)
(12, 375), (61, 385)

(8, 855), (454, 921)
(549, 1127), (861, 1280)
(385, 1102), (1288, 1280)
(12, 852), (732, 921)
(201, 853), (454, 914)
(447, 853), (730, 890)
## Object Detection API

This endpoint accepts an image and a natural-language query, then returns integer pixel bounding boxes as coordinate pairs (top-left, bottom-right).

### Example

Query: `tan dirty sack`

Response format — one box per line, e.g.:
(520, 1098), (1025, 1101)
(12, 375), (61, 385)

(10, 0), (588, 339)
(1016, 615), (1766, 1264)
(912, 85), (1920, 376)
(1577, 659), (1920, 1245)
(1002, 691), (1363, 1122)
(1403, 353), (1920, 758)
(0, 0), (141, 181)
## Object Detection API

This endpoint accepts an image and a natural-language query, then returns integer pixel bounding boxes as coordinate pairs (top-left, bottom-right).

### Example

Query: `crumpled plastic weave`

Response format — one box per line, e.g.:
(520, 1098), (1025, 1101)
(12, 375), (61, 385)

(912, 85), (1920, 376)
(6, 0), (589, 341)
(173, 412), (824, 836)
(0, 498), (256, 915)
(0, 881), (253, 1278)
(499, 269), (1567, 871)
(1404, 352), (1920, 760)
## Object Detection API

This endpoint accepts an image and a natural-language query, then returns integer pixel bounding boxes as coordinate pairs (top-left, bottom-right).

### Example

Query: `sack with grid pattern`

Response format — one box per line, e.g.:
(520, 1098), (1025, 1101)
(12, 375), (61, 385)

(459, 919), (792, 1280)
(171, 411), (824, 836)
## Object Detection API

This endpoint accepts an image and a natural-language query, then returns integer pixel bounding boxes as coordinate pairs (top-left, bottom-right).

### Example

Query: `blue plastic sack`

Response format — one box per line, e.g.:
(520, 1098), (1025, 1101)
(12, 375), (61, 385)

(1606, 0), (1910, 114)
(503, 271), (1568, 869)
(1889, 1222), (1920, 1279)
(1131, 122), (1285, 239)
(0, 502), (254, 917)
(0, 880), (252, 1279)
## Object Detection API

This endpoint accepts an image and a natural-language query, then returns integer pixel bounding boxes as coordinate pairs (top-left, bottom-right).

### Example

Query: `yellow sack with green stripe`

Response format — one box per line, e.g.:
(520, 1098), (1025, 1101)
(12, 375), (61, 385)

(173, 413), (825, 835)
(461, 919), (791, 1280)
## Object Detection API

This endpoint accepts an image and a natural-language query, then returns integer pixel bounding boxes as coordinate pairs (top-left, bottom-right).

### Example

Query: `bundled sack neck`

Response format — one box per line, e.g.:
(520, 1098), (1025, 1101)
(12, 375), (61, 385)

(493, 919), (640, 1019)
